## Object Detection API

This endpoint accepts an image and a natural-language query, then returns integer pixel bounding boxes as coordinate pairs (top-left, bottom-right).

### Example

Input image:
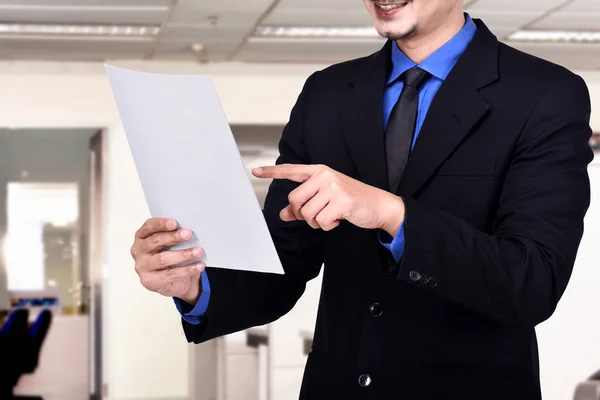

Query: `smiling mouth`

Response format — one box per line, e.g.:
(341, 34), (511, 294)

(373, 1), (410, 11)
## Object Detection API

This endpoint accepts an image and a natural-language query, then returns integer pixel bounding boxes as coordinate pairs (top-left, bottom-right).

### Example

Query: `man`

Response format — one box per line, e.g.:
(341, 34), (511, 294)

(131, 0), (594, 398)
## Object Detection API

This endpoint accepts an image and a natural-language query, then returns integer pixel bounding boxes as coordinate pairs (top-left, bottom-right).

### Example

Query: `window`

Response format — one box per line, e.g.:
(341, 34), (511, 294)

(4, 182), (79, 296)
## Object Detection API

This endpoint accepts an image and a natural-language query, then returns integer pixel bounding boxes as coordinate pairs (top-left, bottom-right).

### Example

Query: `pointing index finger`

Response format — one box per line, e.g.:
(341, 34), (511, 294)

(252, 164), (319, 183)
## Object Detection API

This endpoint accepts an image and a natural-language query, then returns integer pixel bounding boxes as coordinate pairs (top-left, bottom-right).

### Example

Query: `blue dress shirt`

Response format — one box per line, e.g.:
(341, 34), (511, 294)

(175, 15), (477, 324)
(379, 15), (477, 262)
(173, 270), (210, 324)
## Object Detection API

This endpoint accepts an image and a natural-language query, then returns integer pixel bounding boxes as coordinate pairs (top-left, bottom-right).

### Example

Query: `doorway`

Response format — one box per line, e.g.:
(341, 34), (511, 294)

(0, 128), (104, 400)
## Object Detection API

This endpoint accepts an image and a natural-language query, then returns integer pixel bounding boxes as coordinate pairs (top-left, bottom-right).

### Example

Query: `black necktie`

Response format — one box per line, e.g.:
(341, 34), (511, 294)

(385, 67), (430, 193)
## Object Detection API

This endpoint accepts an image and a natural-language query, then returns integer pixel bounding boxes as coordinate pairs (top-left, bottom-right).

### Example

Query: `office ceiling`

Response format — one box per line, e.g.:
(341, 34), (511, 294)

(0, 0), (599, 70)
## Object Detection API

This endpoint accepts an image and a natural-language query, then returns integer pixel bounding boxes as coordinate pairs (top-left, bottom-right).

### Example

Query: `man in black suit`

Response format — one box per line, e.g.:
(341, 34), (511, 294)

(131, 0), (593, 398)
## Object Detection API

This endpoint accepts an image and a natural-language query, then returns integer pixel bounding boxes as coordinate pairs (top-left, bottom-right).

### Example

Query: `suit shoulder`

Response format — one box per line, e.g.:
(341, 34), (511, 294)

(497, 42), (583, 87)
(496, 42), (591, 122)
(307, 50), (379, 87)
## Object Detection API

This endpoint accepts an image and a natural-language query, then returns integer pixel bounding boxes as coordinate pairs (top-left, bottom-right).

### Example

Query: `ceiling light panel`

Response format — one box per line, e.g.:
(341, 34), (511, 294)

(0, 23), (160, 37)
(254, 26), (380, 38)
(508, 30), (600, 43)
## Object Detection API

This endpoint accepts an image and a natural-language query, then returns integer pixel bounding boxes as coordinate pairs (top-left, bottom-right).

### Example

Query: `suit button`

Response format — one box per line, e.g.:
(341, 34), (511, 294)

(409, 270), (421, 282)
(369, 303), (383, 318)
(358, 373), (372, 387)
(418, 273), (429, 285)
(428, 277), (438, 288)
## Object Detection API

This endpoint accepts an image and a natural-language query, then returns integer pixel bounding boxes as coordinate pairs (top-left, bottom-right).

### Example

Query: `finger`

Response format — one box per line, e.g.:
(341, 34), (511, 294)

(280, 205), (297, 222)
(315, 205), (342, 232)
(252, 164), (320, 183)
(300, 191), (330, 229)
(151, 247), (203, 272)
(288, 176), (321, 220)
(142, 228), (193, 254)
(136, 218), (178, 239)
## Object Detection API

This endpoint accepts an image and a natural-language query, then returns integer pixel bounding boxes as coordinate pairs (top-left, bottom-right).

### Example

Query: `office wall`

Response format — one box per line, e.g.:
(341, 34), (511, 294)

(0, 60), (319, 400)
(537, 158), (600, 400)
(0, 61), (597, 400)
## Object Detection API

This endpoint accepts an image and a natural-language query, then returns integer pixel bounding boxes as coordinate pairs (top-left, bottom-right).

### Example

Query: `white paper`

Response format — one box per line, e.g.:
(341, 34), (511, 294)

(104, 64), (284, 274)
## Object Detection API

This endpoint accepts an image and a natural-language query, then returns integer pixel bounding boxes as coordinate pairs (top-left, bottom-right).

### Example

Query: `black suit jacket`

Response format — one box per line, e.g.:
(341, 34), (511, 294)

(182, 20), (593, 399)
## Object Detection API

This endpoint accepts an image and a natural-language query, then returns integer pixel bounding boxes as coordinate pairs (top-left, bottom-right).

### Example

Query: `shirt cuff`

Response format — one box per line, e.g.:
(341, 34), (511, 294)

(378, 222), (406, 263)
(173, 271), (211, 325)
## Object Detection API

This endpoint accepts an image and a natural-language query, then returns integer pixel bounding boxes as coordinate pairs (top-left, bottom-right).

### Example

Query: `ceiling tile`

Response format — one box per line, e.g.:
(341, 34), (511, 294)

(467, 0), (567, 13)
(0, 0), (597, 69)
(275, 0), (367, 11)
(170, 10), (255, 26)
(0, 0), (170, 5)
(263, 10), (372, 27)
(175, 0), (272, 13)
(559, 0), (600, 13)
(236, 37), (385, 64)
(0, 6), (167, 24)
(530, 0), (600, 30)
(531, 13), (600, 30)
(267, 0), (371, 26)
(468, 11), (539, 29)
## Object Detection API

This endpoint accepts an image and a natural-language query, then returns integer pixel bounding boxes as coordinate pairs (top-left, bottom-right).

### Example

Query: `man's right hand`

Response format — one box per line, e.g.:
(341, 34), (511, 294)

(131, 218), (205, 305)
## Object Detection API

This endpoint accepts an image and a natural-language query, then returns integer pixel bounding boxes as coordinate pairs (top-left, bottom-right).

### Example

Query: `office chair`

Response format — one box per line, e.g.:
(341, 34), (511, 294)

(0, 308), (30, 398)
(0, 309), (52, 400)
(22, 309), (52, 375)
(574, 370), (600, 400)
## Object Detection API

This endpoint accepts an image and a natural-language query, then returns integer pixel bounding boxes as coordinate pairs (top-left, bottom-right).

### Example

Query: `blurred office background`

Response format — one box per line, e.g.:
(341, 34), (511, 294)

(0, 0), (598, 399)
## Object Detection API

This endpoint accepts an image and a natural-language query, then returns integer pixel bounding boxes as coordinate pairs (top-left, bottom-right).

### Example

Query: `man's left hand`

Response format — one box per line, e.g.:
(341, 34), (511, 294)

(253, 164), (405, 236)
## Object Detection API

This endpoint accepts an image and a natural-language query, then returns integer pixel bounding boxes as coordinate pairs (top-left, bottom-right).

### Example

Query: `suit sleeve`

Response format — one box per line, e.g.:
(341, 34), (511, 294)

(181, 72), (325, 343)
(397, 73), (594, 328)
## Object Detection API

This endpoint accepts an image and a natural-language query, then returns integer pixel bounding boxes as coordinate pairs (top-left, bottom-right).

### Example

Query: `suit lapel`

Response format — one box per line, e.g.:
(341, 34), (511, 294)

(340, 41), (391, 191)
(398, 19), (500, 197)
(339, 20), (499, 196)
(398, 72), (491, 196)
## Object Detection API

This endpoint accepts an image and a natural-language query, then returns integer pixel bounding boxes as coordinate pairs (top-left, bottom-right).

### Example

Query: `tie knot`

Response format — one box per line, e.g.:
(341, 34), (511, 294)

(403, 67), (429, 89)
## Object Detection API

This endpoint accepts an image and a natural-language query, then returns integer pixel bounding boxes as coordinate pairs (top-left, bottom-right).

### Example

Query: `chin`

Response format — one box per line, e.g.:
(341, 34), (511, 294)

(367, 0), (419, 39)
(375, 23), (417, 40)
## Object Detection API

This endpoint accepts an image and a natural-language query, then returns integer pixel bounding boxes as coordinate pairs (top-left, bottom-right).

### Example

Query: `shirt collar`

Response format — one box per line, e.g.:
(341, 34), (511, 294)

(387, 14), (477, 84)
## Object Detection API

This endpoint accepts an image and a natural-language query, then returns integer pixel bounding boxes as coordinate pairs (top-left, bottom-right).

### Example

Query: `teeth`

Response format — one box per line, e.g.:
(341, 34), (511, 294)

(376, 2), (407, 10)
